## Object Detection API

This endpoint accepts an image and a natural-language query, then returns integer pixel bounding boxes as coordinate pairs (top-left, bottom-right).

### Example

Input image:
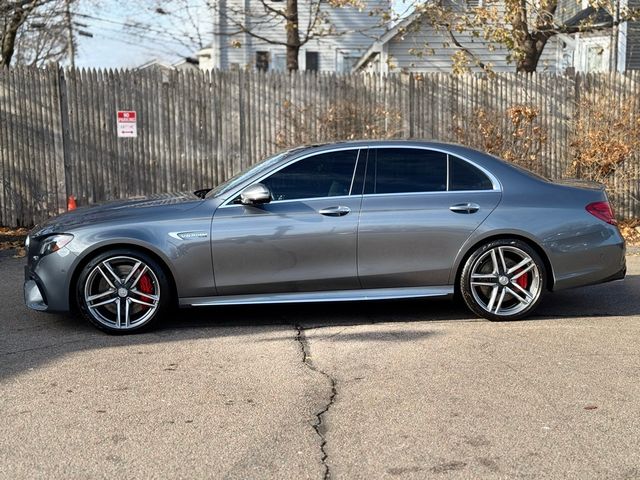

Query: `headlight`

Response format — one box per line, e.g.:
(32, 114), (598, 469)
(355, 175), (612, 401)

(39, 234), (74, 256)
(25, 235), (30, 250)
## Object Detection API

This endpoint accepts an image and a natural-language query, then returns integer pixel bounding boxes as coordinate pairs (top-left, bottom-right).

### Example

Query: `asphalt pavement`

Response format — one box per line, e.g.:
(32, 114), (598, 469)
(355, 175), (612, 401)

(1, 253), (640, 479)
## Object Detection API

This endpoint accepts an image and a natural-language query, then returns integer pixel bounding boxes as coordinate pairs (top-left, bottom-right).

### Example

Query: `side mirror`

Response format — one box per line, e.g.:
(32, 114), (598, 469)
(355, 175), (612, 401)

(240, 183), (272, 205)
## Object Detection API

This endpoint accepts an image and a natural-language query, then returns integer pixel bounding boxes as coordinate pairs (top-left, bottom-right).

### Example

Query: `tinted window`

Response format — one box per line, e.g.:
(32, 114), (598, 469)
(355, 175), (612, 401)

(449, 156), (493, 190)
(262, 150), (359, 201)
(366, 148), (447, 194)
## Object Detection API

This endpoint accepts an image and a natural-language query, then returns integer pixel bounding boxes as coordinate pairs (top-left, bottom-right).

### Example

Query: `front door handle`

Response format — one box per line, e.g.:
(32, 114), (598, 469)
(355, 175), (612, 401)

(318, 205), (351, 217)
(449, 202), (480, 214)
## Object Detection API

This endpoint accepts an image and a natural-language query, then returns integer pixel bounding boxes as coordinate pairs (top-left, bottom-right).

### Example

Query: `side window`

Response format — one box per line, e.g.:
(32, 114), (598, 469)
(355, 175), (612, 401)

(262, 150), (359, 201)
(366, 148), (447, 194)
(449, 155), (493, 190)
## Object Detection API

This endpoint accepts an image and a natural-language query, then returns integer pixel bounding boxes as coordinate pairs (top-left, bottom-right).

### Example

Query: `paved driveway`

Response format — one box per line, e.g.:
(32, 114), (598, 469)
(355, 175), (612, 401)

(1, 254), (639, 479)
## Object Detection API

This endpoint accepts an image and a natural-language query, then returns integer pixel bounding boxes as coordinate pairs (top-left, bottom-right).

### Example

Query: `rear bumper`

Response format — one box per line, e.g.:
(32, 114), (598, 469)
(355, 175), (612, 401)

(550, 234), (626, 291)
(599, 264), (627, 284)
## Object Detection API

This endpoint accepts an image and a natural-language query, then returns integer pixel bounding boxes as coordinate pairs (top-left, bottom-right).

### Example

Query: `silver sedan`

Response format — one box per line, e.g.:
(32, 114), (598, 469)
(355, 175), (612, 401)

(24, 141), (626, 333)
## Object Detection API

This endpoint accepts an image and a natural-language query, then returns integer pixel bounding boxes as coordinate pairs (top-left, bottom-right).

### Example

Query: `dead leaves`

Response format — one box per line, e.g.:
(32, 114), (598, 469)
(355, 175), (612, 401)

(453, 104), (547, 175)
(0, 226), (28, 257)
(619, 220), (640, 247)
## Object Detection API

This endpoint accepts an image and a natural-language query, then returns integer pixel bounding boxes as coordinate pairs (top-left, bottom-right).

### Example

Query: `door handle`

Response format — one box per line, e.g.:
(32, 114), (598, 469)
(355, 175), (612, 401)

(449, 202), (480, 214)
(318, 206), (351, 217)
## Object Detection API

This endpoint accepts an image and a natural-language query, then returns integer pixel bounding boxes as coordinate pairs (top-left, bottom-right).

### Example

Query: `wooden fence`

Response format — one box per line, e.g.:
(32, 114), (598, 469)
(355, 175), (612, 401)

(1, 67), (639, 227)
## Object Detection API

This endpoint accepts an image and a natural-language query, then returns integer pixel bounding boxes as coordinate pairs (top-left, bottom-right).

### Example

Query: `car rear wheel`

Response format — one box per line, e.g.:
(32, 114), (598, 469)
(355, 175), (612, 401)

(76, 249), (171, 333)
(460, 239), (546, 321)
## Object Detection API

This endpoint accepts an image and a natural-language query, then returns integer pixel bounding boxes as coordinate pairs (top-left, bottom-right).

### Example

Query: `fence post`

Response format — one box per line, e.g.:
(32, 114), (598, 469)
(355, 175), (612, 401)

(52, 66), (70, 214)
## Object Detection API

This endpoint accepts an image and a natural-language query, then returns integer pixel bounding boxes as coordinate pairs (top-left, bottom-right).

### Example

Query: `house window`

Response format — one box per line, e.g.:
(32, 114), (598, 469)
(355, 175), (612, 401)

(305, 51), (319, 72)
(339, 55), (358, 73)
(256, 51), (270, 71)
(466, 0), (481, 6)
(272, 53), (286, 71)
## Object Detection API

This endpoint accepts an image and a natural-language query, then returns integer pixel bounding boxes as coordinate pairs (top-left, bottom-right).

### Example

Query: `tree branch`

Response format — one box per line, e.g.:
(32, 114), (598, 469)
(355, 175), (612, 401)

(256, 0), (289, 19)
(446, 27), (487, 70)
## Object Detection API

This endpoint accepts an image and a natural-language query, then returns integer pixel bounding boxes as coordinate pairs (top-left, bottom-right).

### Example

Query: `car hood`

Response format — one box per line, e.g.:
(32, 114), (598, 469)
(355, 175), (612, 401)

(31, 192), (203, 237)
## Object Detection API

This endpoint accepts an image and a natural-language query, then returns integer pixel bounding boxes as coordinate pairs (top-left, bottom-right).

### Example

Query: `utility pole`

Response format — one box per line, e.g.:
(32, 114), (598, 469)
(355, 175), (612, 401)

(64, 0), (75, 69)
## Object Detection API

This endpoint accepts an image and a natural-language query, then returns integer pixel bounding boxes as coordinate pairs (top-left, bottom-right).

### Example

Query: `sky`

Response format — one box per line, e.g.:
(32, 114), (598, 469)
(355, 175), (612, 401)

(73, 0), (410, 69)
(75, 1), (212, 68)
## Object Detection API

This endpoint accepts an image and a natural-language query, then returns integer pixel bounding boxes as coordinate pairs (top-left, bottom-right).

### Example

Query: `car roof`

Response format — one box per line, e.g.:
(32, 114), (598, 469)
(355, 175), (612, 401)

(294, 139), (486, 156)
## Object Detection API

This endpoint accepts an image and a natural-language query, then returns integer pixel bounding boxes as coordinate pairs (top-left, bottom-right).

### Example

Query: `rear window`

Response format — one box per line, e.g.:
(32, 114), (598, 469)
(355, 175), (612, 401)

(449, 156), (494, 190)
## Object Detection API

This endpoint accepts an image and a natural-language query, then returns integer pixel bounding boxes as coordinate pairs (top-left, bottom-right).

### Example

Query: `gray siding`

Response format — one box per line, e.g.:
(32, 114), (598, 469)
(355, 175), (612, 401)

(376, 14), (560, 73)
(626, 0), (640, 70)
(210, 0), (388, 72)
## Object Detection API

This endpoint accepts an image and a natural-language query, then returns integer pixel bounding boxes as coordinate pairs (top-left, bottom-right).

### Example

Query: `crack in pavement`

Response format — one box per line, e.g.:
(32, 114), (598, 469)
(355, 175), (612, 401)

(295, 324), (337, 480)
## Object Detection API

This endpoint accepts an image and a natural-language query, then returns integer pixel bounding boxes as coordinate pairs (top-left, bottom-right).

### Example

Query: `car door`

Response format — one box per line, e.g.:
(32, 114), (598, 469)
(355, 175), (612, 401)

(357, 147), (502, 288)
(211, 148), (365, 296)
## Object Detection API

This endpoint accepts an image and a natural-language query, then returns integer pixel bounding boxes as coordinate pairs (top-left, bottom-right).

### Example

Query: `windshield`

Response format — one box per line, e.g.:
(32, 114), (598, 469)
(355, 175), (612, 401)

(205, 148), (302, 199)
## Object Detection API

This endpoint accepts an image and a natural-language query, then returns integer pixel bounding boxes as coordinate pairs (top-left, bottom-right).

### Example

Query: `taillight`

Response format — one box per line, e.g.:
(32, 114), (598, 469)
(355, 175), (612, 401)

(586, 201), (617, 225)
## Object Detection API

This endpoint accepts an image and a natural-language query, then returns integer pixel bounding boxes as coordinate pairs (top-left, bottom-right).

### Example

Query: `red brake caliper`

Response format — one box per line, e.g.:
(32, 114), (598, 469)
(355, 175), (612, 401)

(515, 270), (529, 289)
(138, 273), (154, 311)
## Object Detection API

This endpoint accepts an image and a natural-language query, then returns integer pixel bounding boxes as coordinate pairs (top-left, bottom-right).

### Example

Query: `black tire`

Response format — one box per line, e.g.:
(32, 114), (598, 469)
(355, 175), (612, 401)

(76, 248), (172, 334)
(460, 239), (546, 321)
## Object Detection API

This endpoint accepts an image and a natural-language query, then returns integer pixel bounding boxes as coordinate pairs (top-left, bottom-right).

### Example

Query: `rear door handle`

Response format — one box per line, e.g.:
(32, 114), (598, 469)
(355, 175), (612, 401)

(318, 206), (351, 217)
(449, 202), (480, 214)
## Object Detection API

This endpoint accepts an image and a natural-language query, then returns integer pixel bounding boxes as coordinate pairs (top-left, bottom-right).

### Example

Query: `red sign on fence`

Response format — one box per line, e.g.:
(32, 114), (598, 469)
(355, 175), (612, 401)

(117, 111), (137, 138)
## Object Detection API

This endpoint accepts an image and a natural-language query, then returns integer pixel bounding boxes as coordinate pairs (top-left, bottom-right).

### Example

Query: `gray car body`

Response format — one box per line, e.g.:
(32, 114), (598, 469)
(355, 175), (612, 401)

(24, 140), (626, 313)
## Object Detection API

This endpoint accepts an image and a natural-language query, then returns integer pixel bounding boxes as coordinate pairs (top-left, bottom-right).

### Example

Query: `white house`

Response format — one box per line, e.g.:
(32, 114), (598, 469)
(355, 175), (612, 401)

(554, 0), (639, 73)
(197, 0), (389, 72)
(352, 0), (639, 74)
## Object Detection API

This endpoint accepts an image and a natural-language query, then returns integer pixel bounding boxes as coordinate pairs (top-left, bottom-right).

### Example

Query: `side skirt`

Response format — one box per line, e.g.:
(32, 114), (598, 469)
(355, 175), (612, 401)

(180, 286), (454, 307)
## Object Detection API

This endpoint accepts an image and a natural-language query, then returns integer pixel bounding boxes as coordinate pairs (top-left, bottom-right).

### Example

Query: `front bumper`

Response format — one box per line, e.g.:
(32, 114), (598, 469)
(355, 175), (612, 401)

(24, 277), (48, 311)
(24, 247), (78, 313)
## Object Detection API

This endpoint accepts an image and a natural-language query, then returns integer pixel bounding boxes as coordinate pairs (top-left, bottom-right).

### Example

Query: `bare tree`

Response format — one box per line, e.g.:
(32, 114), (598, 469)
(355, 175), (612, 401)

(393, 0), (639, 73)
(1, 0), (87, 67)
(137, 0), (213, 53)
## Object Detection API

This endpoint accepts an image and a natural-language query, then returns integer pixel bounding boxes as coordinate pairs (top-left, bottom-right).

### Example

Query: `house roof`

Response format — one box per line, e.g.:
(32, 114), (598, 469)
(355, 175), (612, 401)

(138, 59), (175, 70)
(138, 57), (199, 70)
(352, 10), (422, 71)
(563, 6), (613, 33)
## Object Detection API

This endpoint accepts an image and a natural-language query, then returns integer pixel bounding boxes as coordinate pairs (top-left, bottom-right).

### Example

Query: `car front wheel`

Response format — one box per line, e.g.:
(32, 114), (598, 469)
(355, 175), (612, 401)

(460, 239), (546, 321)
(76, 249), (171, 333)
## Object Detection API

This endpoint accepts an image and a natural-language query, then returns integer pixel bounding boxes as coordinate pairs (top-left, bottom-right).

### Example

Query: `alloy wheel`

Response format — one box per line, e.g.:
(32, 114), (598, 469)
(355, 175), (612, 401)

(83, 255), (160, 330)
(469, 246), (542, 317)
